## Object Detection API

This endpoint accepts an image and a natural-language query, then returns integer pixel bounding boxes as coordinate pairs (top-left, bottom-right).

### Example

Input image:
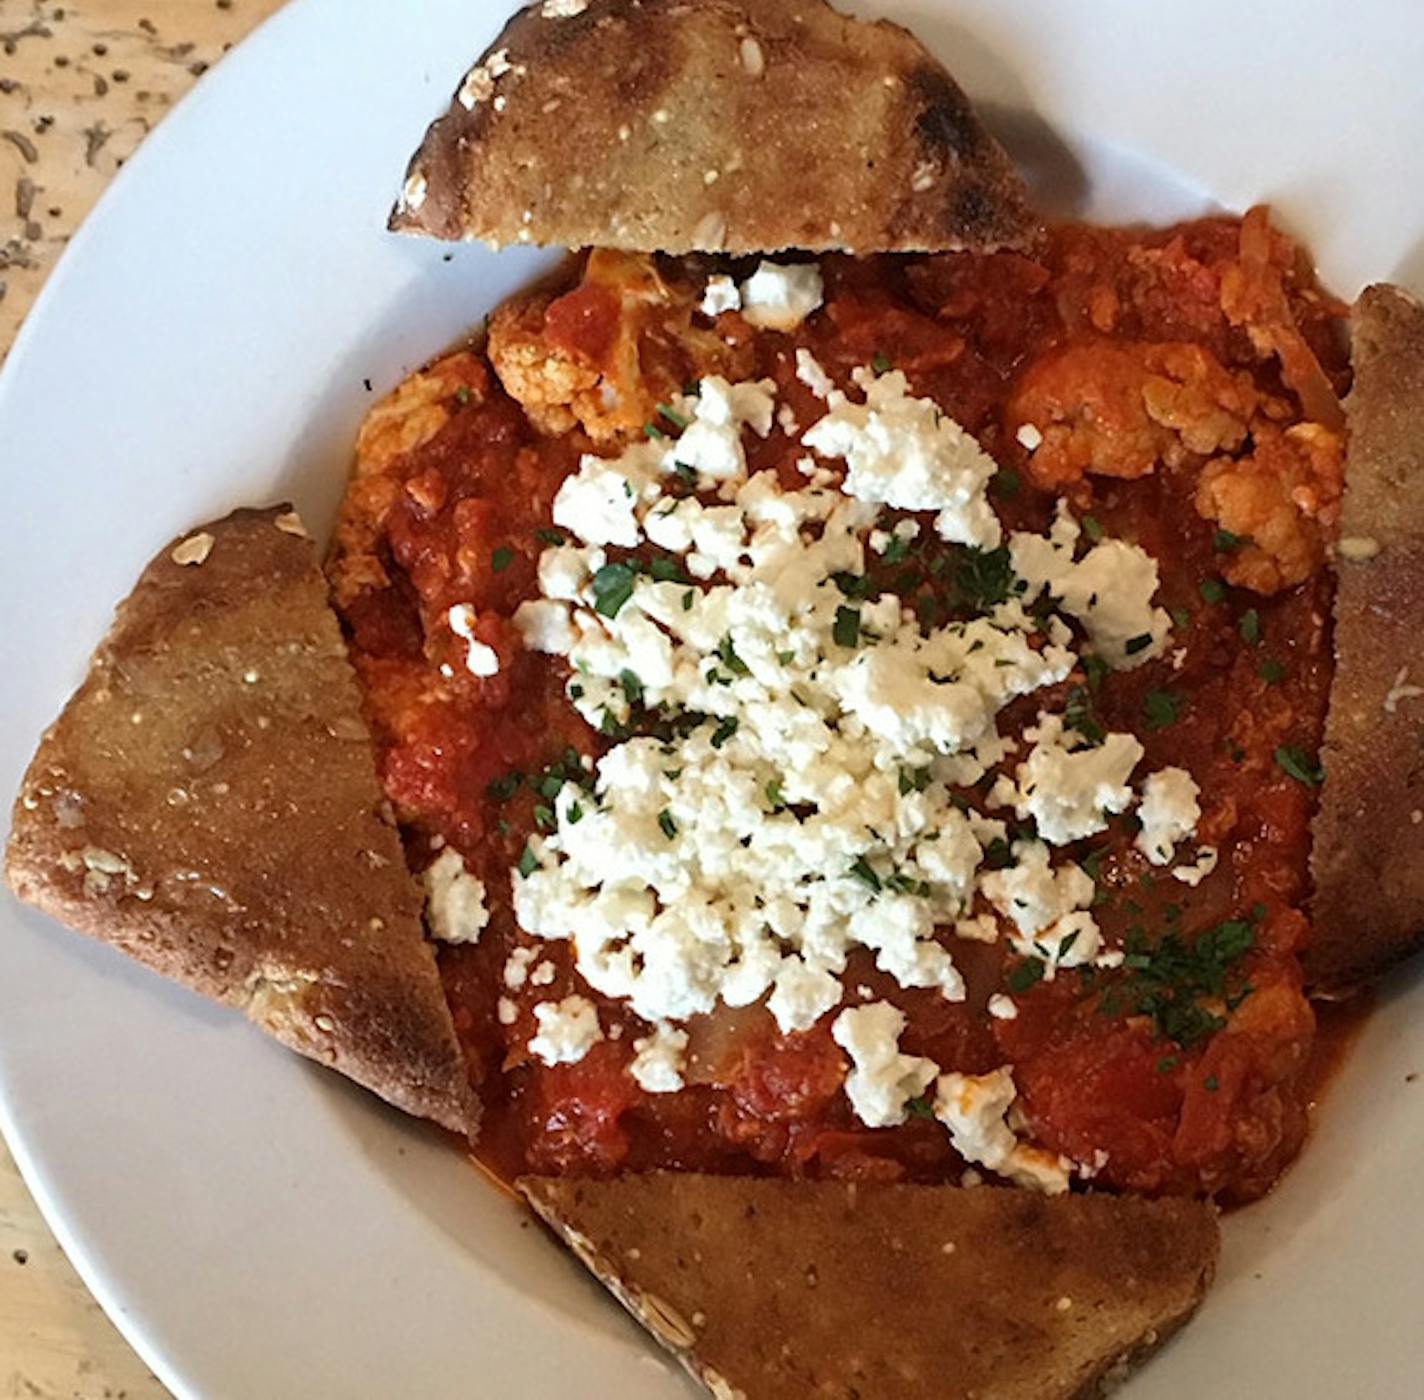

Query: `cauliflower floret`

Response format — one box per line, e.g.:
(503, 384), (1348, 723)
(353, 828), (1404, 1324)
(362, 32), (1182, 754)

(1009, 341), (1258, 488)
(354, 350), (485, 476)
(1196, 422), (1344, 594)
(487, 294), (603, 437)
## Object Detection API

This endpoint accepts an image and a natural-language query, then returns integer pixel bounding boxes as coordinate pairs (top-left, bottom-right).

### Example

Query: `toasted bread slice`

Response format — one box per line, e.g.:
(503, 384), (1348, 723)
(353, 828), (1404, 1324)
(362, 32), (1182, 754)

(1309, 285), (1424, 993)
(390, 0), (1037, 256)
(520, 1173), (1219, 1400)
(5, 507), (477, 1135)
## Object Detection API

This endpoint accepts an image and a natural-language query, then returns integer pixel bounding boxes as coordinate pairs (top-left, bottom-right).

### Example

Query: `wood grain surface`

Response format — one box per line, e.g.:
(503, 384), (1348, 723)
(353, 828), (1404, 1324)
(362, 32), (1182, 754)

(1, 4), (285, 1394)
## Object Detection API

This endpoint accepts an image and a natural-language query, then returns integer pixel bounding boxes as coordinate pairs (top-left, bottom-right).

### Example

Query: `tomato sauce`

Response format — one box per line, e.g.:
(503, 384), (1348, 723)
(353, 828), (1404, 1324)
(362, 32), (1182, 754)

(330, 213), (1351, 1202)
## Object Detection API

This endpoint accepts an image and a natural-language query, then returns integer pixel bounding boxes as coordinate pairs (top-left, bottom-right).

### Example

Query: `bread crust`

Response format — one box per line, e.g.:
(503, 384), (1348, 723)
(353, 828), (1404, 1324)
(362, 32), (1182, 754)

(520, 1172), (1219, 1400)
(1309, 285), (1424, 993)
(390, 0), (1038, 256)
(5, 507), (478, 1136)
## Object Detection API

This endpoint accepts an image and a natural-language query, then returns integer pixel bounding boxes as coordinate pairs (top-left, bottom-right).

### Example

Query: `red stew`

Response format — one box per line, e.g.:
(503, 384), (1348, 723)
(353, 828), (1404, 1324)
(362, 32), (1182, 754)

(330, 212), (1350, 1203)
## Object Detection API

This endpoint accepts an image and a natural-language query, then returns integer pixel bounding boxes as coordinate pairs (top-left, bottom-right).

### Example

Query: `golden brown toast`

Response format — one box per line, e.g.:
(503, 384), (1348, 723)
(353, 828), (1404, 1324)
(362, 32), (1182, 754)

(1310, 284), (1424, 993)
(390, 0), (1037, 255)
(5, 507), (477, 1135)
(520, 1172), (1219, 1400)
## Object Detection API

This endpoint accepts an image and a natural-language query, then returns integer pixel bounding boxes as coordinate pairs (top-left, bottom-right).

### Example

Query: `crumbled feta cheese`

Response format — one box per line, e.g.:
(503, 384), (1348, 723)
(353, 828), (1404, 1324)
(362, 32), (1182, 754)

(795, 348), (835, 400)
(552, 452), (650, 546)
(1010, 502), (1171, 669)
(422, 849), (489, 944)
(979, 840), (1103, 975)
(497, 997), (518, 1026)
(509, 367), (1172, 1042)
(1015, 423), (1043, 451)
(998, 712), (1143, 846)
(514, 599), (576, 654)
(700, 274), (741, 317)
(448, 604), (500, 677)
(1172, 846), (1219, 887)
(986, 993), (1018, 1020)
(737, 261), (824, 331)
(528, 995), (603, 1066)
(530, 959), (557, 987)
(629, 1022), (689, 1093)
(934, 1067), (1069, 1194)
(504, 945), (537, 990)
(803, 369), (1001, 549)
(1136, 767), (1202, 865)
(832, 1002), (939, 1128)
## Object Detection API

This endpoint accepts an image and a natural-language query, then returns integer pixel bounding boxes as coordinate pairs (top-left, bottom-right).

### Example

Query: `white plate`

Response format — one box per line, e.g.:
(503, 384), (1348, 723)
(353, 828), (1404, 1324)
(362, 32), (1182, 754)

(3, 1), (1423, 1394)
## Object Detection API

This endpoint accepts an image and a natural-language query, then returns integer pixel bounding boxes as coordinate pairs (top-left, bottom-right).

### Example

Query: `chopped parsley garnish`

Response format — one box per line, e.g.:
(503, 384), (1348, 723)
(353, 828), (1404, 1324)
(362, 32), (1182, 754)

(871, 352), (893, 375)
(1124, 632), (1153, 656)
(534, 804), (555, 830)
(1199, 577), (1227, 605)
(619, 668), (645, 706)
(710, 716), (739, 749)
(1213, 528), (1243, 553)
(955, 545), (1016, 609)
(717, 634), (751, 676)
(765, 778), (785, 809)
(648, 555), (687, 584)
(491, 546), (514, 574)
(672, 460), (699, 487)
(1258, 658), (1287, 685)
(1238, 608), (1262, 645)
(1143, 689), (1183, 731)
(1170, 606), (1192, 630)
(832, 570), (872, 599)
(1157, 1056), (1180, 1075)
(682, 589), (695, 612)
(656, 402), (690, 431)
(567, 802), (584, 824)
(487, 771), (525, 802)
(591, 561), (638, 617)
(1082, 514), (1105, 543)
(898, 766), (932, 796)
(883, 534), (912, 564)
(455, 384), (472, 405)
(643, 422), (666, 441)
(848, 856), (882, 892)
(991, 468), (1022, 500)
(1204, 1075), (1220, 1092)
(982, 837), (1014, 870)
(905, 1095), (936, 1120)
(1007, 957), (1046, 994)
(536, 527), (567, 547)
(833, 605), (862, 648)
(658, 809), (678, 839)
(1276, 744), (1323, 786)
(1064, 685), (1105, 746)
(1108, 916), (1257, 1048)
(1081, 653), (1110, 691)
(516, 844), (539, 879)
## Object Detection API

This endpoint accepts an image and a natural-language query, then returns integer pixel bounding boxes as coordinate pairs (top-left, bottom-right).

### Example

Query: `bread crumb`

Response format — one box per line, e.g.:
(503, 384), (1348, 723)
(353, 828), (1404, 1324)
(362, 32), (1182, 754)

(171, 532), (215, 566)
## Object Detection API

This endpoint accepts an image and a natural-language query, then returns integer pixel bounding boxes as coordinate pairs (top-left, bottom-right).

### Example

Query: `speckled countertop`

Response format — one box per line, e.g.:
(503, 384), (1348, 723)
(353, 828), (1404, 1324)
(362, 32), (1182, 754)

(1, 6), (284, 1393)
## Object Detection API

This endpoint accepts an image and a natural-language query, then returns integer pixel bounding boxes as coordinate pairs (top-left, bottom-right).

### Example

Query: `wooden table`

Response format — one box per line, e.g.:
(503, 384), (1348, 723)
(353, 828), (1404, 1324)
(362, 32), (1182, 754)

(1, 5), (284, 1393)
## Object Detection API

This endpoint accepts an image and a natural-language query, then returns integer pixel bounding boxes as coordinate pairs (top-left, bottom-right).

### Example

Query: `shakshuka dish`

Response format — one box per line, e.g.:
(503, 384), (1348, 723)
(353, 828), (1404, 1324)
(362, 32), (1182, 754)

(8, 1), (1424, 1396)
